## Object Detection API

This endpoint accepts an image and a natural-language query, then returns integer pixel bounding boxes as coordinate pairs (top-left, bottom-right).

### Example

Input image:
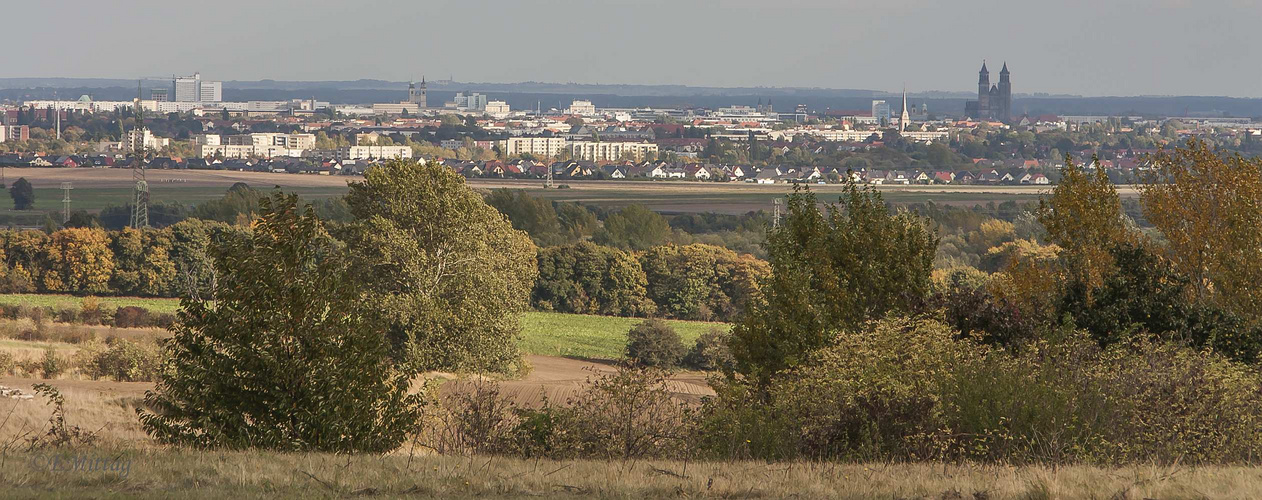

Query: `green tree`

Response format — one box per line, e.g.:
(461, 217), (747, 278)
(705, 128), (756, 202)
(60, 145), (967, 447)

(533, 241), (656, 317)
(139, 194), (422, 452)
(639, 243), (769, 321)
(593, 205), (671, 251)
(109, 227), (177, 297)
(9, 178), (34, 210)
(343, 159), (537, 373)
(729, 184), (938, 381)
(485, 188), (565, 246)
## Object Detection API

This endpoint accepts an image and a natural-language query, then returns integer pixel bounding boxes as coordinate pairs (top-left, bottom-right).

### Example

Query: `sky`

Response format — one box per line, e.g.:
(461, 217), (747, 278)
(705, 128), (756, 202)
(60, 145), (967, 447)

(6, 0), (1259, 97)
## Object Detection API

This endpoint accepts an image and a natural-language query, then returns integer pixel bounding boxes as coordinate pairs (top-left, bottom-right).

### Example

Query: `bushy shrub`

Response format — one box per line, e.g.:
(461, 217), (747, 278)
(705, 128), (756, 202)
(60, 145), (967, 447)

(112, 306), (147, 328)
(38, 348), (67, 379)
(48, 325), (94, 344)
(428, 368), (695, 460)
(80, 338), (163, 382)
(683, 328), (735, 371)
(53, 307), (78, 325)
(0, 351), (14, 375)
(624, 319), (685, 368)
(698, 317), (1262, 464)
(80, 297), (103, 325)
(18, 320), (48, 342)
(430, 380), (519, 456)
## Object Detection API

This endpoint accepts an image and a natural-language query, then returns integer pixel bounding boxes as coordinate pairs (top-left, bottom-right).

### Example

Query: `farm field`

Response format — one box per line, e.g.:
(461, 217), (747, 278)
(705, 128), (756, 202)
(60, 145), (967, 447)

(0, 294), (723, 361)
(0, 167), (1096, 216)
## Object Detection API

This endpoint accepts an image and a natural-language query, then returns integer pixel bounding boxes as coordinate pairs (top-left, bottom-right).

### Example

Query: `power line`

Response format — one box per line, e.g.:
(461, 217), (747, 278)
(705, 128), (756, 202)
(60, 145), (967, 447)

(61, 182), (72, 224)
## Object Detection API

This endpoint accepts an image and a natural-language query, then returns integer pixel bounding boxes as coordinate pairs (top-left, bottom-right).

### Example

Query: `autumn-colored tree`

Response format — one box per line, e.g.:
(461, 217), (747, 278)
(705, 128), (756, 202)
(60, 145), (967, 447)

(42, 228), (114, 294)
(1140, 139), (1262, 322)
(0, 230), (48, 291)
(1036, 156), (1134, 296)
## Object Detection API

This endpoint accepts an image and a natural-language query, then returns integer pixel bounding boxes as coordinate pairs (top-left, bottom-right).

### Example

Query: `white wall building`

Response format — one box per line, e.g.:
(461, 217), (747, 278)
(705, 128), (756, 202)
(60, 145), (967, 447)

(372, 102), (420, 115)
(565, 100), (596, 116)
(567, 141), (657, 162)
(303, 145), (412, 161)
(499, 137), (567, 158)
(450, 93), (488, 111)
(125, 128), (169, 152)
(485, 100), (511, 117)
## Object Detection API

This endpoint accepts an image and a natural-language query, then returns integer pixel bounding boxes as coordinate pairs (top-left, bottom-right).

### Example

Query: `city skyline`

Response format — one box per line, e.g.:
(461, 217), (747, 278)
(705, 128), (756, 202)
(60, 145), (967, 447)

(5, 0), (1259, 98)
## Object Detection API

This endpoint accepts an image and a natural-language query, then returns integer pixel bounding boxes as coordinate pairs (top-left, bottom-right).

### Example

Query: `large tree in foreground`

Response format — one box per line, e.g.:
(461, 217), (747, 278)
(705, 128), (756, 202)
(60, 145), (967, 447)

(729, 183), (938, 381)
(343, 159), (537, 373)
(139, 194), (422, 452)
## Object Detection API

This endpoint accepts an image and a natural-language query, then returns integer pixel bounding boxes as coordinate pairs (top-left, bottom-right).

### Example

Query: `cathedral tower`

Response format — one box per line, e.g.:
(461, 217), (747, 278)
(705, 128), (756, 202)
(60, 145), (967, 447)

(997, 62), (1011, 122)
(977, 61), (990, 119)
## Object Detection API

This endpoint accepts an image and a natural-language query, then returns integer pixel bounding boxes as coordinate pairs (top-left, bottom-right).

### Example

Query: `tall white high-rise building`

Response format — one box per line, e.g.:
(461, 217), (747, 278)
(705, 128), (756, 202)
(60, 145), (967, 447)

(199, 80), (222, 102)
(870, 100), (890, 125)
(174, 73), (200, 102)
(173, 73), (222, 102)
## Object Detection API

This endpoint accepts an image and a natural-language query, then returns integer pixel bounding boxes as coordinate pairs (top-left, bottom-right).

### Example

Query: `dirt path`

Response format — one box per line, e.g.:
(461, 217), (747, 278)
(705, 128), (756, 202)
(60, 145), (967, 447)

(440, 355), (713, 407)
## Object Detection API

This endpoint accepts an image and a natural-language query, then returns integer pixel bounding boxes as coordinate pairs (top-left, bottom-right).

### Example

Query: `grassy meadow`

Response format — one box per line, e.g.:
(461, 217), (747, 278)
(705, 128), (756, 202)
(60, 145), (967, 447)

(0, 448), (1252, 499)
(0, 294), (723, 360)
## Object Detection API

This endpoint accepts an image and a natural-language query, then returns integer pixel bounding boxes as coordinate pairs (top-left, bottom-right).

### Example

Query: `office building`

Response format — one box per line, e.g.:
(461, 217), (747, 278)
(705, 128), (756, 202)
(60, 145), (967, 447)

(451, 92), (488, 111)
(150, 88), (168, 102)
(871, 100), (890, 125)
(173, 73), (223, 102)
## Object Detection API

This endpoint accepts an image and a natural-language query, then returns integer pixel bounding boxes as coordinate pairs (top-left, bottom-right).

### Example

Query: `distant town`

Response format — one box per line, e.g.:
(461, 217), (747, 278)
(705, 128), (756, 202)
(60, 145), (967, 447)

(2, 63), (1259, 186)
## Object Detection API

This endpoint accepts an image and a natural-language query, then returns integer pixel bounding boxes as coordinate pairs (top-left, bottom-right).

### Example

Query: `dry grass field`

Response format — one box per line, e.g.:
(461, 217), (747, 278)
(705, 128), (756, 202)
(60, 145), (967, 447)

(0, 443), (1256, 498)
(0, 332), (1257, 498)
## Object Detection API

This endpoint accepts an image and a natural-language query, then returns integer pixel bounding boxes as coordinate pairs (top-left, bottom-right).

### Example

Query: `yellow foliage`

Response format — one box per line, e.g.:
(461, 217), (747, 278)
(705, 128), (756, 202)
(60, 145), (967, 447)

(1140, 139), (1262, 321)
(42, 228), (114, 294)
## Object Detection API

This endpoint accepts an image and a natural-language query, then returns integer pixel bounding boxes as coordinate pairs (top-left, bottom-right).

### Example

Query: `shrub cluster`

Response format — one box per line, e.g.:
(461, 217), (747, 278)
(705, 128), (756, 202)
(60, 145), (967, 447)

(428, 367), (694, 460)
(0, 302), (174, 330)
(698, 317), (1262, 464)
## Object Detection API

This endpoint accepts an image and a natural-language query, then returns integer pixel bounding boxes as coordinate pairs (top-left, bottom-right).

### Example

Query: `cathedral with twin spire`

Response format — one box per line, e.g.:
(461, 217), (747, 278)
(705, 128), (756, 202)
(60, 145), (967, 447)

(965, 61), (1011, 123)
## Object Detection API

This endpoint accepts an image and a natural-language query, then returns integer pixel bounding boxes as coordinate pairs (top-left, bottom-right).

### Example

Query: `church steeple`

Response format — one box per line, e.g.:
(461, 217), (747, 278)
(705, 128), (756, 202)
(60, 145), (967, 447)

(899, 85), (910, 133)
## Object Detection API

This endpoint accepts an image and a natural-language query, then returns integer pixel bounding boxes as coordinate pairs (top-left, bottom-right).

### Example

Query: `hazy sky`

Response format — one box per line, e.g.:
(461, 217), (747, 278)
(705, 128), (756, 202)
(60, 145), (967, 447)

(8, 0), (1258, 97)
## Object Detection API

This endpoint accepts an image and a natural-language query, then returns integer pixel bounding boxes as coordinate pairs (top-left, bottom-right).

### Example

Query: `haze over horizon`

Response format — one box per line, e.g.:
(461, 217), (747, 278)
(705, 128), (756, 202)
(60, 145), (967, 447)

(8, 0), (1257, 98)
